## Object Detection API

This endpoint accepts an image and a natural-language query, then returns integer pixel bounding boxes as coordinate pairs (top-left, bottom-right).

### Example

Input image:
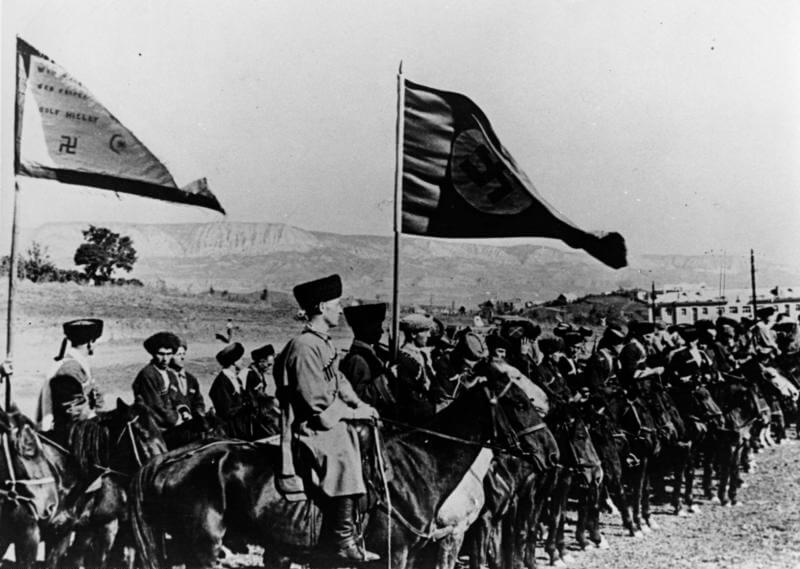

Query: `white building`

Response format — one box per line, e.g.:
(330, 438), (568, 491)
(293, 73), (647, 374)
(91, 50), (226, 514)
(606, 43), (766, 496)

(652, 285), (800, 324)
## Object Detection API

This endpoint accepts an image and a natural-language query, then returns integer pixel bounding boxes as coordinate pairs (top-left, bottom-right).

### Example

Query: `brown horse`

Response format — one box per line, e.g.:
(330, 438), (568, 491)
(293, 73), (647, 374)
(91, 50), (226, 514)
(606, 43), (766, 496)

(34, 399), (167, 569)
(0, 405), (61, 567)
(130, 378), (546, 569)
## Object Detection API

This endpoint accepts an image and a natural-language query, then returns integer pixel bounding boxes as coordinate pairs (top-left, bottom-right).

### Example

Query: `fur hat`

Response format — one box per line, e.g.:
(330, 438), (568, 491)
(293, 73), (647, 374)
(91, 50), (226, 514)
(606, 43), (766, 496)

(251, 344), (275, 362)
(144, 331), (181, 355)
(216, 342), (244, 367)
(343, 303), (387, 332)
(538, 336), (564, 355)
(293, 274), (342, 311)
(63, 319), (103, 346)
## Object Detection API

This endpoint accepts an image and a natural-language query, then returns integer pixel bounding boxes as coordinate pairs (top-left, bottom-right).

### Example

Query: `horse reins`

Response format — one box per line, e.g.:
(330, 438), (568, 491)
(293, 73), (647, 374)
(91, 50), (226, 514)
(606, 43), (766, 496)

(0, 431), (58, 521)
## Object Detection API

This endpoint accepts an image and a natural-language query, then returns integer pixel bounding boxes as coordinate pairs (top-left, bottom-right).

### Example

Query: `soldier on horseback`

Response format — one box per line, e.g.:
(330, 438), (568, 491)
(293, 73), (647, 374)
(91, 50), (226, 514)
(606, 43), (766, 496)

(276, 274), (380, 562)
(37, 318), (105, 443)
(340, 303), (397, 415)
(132, 331), (183, 430)
(169, 336), (207, 421)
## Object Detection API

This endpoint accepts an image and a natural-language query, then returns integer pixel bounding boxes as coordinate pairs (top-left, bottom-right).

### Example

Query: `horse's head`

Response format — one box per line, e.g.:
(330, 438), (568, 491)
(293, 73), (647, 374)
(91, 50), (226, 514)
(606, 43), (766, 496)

(106, 399), (167, 471)
(0, 405), (59, 521)
(480, 362), (551, 460)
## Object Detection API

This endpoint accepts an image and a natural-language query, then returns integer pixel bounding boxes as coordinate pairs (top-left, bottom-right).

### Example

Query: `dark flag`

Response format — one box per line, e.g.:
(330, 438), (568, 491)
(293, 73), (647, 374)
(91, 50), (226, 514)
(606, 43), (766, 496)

(402, 80), (626, 269)
(15, 38), (225, 214)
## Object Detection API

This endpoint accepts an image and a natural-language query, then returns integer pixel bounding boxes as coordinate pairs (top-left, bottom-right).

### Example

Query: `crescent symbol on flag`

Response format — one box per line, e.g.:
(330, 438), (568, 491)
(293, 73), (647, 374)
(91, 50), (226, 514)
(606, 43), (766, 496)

(109, 134), (126, 154)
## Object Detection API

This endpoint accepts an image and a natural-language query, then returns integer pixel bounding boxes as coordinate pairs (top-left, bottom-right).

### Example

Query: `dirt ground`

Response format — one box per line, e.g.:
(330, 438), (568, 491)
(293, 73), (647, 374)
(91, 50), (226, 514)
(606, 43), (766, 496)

(557, 438), (800, 569)
(218, 439), (800, 569)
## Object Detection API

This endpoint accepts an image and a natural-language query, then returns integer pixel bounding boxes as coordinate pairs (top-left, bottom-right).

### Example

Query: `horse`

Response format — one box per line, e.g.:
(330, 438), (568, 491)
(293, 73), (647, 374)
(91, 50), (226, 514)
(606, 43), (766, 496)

(706, 374), (760, 506)
(539, 397), (603, 566)
(605, 383), (663, 535)
(129, 376), (548, 569)
(582, 390), (636, 540)
(0, 405), (61, 568)
(462, 364), (560, 569)
(37, 398), (167, 569)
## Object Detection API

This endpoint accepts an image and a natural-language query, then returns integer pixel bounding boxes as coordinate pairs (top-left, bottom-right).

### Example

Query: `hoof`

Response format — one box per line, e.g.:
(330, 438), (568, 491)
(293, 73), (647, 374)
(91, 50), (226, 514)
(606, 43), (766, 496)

(595, 537), (610, 550)
(731, 499), (740, 506)
(719, 499), (729, 507)
(632, 530), (644, 539)
(551, 559), (567, 568)
(561, 553), (576, 564)
(640, 524), (652, 535)
(675, 508), (689, 517)
(689, 504), (701, 514)
(647, 519), (660, 531)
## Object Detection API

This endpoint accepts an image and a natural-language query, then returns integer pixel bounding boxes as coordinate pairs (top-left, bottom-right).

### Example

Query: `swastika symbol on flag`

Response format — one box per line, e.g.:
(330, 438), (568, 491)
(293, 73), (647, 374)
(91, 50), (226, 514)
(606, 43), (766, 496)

(450, 128), (533, 215)
(58, 135), (78, 154)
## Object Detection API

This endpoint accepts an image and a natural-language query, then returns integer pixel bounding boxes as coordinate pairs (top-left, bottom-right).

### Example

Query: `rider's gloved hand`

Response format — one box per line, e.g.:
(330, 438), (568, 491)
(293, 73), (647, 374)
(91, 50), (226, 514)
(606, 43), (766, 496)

(350, 405), (378, 421)
(0, 360), (12, 378)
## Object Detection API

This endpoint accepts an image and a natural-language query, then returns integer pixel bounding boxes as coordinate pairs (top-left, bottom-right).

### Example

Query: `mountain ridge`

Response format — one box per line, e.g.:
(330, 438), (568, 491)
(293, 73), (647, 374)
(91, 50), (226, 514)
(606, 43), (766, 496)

(23, 221), (800, 305)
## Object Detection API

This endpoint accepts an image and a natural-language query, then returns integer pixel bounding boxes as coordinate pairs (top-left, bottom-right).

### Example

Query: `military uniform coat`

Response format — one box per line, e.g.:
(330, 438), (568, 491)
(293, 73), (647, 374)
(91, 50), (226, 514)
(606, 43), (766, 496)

(340, 340), (396, 412)
(133, 363), (180, 430)
(209, 369), (245, 420)
(169, 368), (206, 416)
(279, 326), (366, 497)
(39, 349), (99, 439)
(395, 343), (437, 423)
(243, 365), (277, 398)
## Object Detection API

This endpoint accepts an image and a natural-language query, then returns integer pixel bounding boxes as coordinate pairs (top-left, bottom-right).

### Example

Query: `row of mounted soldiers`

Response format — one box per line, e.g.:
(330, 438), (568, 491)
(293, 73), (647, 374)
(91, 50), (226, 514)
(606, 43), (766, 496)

(20, 273), (800, 565)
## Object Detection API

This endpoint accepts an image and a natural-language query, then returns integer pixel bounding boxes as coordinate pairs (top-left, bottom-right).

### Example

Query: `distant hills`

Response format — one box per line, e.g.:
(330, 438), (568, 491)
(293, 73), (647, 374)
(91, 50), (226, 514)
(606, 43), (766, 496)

(23, 222), (800, 306)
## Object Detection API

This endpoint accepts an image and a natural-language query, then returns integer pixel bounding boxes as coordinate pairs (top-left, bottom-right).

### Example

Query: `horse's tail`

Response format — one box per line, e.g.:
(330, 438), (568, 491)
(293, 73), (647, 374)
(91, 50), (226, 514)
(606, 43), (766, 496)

(130, 459), (163, 569)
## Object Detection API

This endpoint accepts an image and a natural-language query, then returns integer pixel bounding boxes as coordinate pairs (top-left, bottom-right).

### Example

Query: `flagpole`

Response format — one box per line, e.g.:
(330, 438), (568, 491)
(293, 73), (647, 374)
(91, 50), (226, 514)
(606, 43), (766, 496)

(750, 249), (757, 318)
(391, 62), (405, 362)
(4, 180), (21, 409)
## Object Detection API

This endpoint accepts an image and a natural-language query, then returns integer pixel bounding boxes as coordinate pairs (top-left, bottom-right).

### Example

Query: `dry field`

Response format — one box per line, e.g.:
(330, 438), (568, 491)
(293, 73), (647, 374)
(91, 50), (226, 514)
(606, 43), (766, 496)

(0, 279), (339, 417)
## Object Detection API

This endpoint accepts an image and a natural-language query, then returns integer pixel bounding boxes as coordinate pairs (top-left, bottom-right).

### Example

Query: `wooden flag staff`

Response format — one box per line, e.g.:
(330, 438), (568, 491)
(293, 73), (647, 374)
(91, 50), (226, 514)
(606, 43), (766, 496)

(391, 62), (405, 362)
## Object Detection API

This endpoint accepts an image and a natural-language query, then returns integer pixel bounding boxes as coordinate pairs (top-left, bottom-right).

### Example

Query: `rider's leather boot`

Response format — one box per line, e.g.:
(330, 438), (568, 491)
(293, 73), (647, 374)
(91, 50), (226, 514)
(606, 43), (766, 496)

(332, 496), (380, 562)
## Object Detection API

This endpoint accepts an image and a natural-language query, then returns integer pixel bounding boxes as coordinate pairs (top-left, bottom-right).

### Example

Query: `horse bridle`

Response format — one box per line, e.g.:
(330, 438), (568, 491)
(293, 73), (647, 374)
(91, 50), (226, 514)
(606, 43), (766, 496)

(115, 415), (145, 468)
(484, 379), (548, 460)
(0, 429), (58, 521)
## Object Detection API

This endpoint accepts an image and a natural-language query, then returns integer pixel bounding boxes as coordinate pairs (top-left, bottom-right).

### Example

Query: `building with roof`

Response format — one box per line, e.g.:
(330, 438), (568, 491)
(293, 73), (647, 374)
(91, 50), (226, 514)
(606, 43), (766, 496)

(651, 285), (800, 324)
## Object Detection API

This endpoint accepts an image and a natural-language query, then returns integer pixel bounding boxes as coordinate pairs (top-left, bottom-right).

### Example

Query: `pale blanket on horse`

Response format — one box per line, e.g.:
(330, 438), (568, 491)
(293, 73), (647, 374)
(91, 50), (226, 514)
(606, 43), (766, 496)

(433, 448), (494, 537)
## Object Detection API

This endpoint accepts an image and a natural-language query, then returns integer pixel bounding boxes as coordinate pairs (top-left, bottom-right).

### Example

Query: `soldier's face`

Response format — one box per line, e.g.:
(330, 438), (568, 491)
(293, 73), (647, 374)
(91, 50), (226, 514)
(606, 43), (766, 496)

(412, 329), (431, 347)
(321, 298), (343, 327)
(257, 355), (275, 373)
(171, 346), (186, 370)
(154, 348), (173, 369)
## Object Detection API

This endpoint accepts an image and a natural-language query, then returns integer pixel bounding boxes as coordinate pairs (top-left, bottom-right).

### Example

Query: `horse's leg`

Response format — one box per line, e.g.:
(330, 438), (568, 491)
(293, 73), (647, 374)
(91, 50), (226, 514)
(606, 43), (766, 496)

(465, 511), (489, 569)
(683, 445), (698, 513)
(640, 456), (653, 531)
(586, 477), (605, 547)
(728, 442), (743, 505)
(435, 531), (465, 569)
(555, 470), (573, 565)
(185, 506), (226, 569)
(717, 438), (733, 506)
(574, 481), (588, 551)
(607, 469), (634, 537)
(543, 466), (569, 566)
(11, 518), (40, 569)
(626, 460), (644, 537)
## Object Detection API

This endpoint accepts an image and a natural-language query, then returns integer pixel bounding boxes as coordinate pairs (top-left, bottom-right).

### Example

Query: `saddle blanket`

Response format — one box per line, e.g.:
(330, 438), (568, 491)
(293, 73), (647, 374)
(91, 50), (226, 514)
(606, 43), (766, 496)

(434, 448), (494, 535)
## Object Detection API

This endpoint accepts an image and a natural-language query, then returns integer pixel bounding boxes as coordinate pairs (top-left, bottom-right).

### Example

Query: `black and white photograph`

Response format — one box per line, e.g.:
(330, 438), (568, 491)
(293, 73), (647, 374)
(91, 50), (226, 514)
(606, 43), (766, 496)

(1, 1), (799, 568)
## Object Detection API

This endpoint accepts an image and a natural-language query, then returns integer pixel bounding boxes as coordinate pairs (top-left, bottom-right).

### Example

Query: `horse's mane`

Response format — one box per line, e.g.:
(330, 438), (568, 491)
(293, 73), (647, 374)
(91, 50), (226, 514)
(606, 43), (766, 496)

(67, 416), (109, 477)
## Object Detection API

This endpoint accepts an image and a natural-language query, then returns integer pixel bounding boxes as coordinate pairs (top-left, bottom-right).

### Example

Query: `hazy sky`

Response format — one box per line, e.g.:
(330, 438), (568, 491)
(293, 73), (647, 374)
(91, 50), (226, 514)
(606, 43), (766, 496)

(2, 0), (799, 266)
